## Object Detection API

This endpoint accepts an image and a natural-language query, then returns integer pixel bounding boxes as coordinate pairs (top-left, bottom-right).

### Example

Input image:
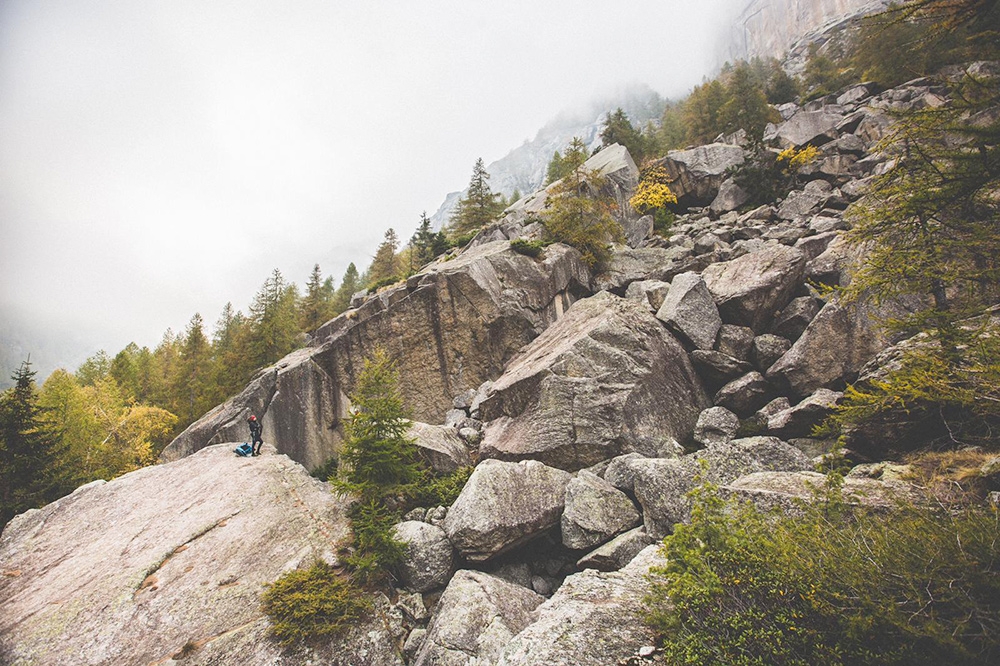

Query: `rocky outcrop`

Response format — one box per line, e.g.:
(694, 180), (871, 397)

(722, 470), (924, 511)
(702, 243), (807, 332)
(413, 570), (543, 666)
(495, 545), (664, 666)
(443, 459), (572, 562)
(0, 445), (389, 666)
(657, 143), (746, 206)
(479, 292), (709, 471)
(162, 241), (591, 471)
(409, 422), (472, 474)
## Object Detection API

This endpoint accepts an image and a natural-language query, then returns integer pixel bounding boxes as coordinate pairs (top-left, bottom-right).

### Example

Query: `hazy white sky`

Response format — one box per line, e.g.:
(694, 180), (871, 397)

(1, 0), (736, 364)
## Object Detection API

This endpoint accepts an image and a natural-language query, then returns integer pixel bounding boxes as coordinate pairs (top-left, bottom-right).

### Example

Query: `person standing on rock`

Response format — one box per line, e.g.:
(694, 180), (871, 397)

(248, 414), (264, 456)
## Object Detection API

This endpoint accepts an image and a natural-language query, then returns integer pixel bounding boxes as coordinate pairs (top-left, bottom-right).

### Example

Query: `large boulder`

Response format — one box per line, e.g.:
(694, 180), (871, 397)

(657, 143), (746, 205)
(0, 445), (402, 666)
(495, 545), (665, 666)
(409, 422), (471, 474)
(766, 389), (844, 439)
(631, 438), (812, 539)
(161, 241), (592, 471)
(479, 292), (709, 471)
(655, 272), (722, 351)
(561, 471), (641, 551)
(722, 471), (924, 513)
(766, 295), (923, 397)
(767, 110), (843, 148)
(575, 527), (653, 572)
(594, 245), (699, 293)
(414, 570), (544, 666)
(443, 459), (572, 561)
(702, 243), (807, 332)
(393, 521), (455, 593)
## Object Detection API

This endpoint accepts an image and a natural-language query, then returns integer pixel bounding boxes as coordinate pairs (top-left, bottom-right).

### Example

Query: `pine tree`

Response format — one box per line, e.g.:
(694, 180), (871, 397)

(0, 360), (63, 527)
(109, 343), (142, 401)
(300, 264), (335, 332)
(543, 166), (623, 268)
(410, 212), (438, 268)
(171, 313), (214, 428)
(449, 158), (504, 236)
(718, 62), (780, 140)
(332, 263), (362, 314)
(367, 229), (401, 288)
(545, 137), (590, 184)
(335, 348), (421, 498)
(601, 108), (646, 162)
(247, 269), (301, 371)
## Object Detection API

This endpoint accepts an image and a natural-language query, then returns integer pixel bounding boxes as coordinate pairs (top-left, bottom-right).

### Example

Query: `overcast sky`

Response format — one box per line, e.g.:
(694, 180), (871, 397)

(1, 0), (736, 369)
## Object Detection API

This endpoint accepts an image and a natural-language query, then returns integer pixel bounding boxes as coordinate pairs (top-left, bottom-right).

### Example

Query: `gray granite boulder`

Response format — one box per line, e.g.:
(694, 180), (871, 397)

(657, 143), (746, 205)
(693, 406), (740, 447)
(603, 452), (649, 494)
(716, 324), (755, 360)
(624, 279), (672, 312)
(771, 297), (821, 341)
(561, 471), (641, 550)
(575, 527), (654, 572)
(0, 445), (402, 666)
(479, 292), (709, 471)
(768, 110), (843, 148)
(594, 245), (698, 293)
(751, 334), (793, 372)
(702, 243), (807, 332)
(410, 422), (472, 474)
(393, 521), (455, 593)
(713, 372), (777, 417)
(766, 389), (844, 439)
(162, 241), (592, 471)
(495, 546), (666, 666)
(414, 570), (544, 666)
(710, 177), (751, 214)
(690, 350), (753, 389)
(722, 471), (924, 513)
(655, 272), (722, 350)
(443, 459), (572, 561)
(631, 438), (812, 539)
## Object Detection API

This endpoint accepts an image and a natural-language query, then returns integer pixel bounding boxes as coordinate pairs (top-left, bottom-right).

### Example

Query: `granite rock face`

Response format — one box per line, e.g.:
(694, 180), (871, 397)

(657, 143), (747, 205)
(393, 520), (455, 593)
(0, 445), (400, 666)
(443, 459), (572, 562)
(655, 272), (723, 351)
(162, 241), (591, 471)
(495, 546), (665, 666)
(409, 421), (472, 474)
(702, 243), (807, 333)
(479, 292), (709, 471)
(414, 570), (544, 666)
(561, 471), (641, 551)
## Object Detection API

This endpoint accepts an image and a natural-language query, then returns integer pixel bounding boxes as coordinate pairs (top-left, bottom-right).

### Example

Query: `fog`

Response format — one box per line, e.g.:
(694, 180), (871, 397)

(0, 0), (738, 376)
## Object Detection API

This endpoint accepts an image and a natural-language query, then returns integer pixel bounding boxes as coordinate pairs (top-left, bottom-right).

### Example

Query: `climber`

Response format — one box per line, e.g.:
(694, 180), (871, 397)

(248, 414), (264, 456)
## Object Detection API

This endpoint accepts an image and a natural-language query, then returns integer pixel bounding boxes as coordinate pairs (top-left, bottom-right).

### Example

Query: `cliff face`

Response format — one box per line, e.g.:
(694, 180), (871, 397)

(721, 0), (887, 63)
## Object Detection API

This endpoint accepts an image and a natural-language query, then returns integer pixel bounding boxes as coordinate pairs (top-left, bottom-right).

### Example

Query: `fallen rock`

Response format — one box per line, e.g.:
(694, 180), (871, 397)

(771, 297), (821, 341)
(715, 324), (755, 361)
(443, 460), (572, 561)
(414, 570), (544, 666)
(163, 241), (592, 471)
(632, 438), (811, 538)
(393, 521), (455, 593)
(624, 279), (671, 312)
(595, 246), (698, 293)
(722, 471), (924, 513)
(690, 350), (753, 389)
(693, 406), (740, 447)
(657, 143), (746, 205)
(655, 272), (723, 351)
(495, 546), (665, 666)
(479, 292), (709, 471)
(561, 471), (641, 551)
(768, 110), (843, 148)
(702, 243), (807, 332)
(751, 334), (793, 372)
(603, 452), (649, 494)
(575, 527), (654, 572)
(766, 389), (844, 439)
(713, 372), (776, 417)
(410, 422), (472, 474)
(710, 177), (751, 214)
(0, 445), (391, 666)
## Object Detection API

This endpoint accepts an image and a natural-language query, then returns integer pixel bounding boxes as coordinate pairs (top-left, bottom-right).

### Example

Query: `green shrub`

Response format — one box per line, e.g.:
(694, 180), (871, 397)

(645, 481), (1000, 665)
(403, 466), (474, 508)
(509, 238), (546, 258)
(310, 456), (339, 482)
(345, 497), (407, 585)
(260, 562), (370, 646)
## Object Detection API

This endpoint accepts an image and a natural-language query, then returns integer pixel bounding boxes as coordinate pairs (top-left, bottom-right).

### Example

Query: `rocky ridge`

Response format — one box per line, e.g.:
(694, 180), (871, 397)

(0, 73), (956, 665)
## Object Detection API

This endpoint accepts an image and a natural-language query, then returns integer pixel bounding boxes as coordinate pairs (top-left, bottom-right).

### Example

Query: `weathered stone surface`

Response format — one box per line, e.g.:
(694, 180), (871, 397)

(623, 215), (654, 248)
(561, 471), (641, 550)
(693, 406), (740, 447)
(771, 296), (821, 340)
(655, 272), (722, 350)
(793, 230), (838, 261)
(161, 240), (592, 471)
(632, 438), (812, 539)
(767, 295), (923, 397)
(603, 452), (649, 494)
(710, 177), (750, 214)
(751, 334), (793, 371)
(496, 546), (665, 666)
(409, 422), (471, 474)
(479, 292), (709, 471)
(624, 279), (671, 312)
(393, 521), (455, 593)
(713, 372), (777, 417)
(722, 471), (924, 513)
(575, 527), (654, 572)
(595, 245), (697, 293)
(414, 570), (544, 666)
(443, 459), (572, 561)
(716, 324), (755, 360)
(702, 243), (807, 332)
(767, 389), (843, 439)
(777, 188), (827, 220)
(768, 110), (843, 148)
(805, 234), (863, 286)
(657, 143), (746, 205)
(0, 445), (398, 666)
(690, 349), (753, 389)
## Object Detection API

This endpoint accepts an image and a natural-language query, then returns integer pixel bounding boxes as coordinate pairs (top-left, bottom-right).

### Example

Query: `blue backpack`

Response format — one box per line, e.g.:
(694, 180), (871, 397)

(234, 442), (254, 457)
